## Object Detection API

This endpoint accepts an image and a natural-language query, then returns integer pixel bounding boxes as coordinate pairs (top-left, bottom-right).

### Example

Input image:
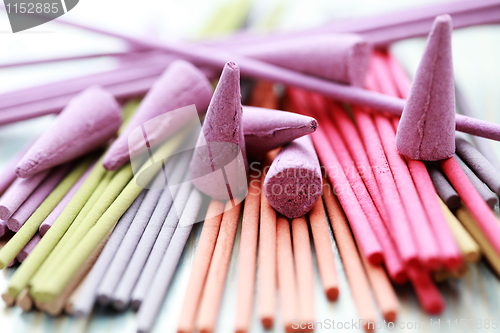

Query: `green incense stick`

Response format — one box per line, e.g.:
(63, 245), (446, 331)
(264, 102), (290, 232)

(30, 169), (117, 288)
(7, 100), (140, 298)
(0, 156), (96, 270)
(31, 165), (132, 297)
(5, 157), (105, 298)
(33, 131), (186, 303)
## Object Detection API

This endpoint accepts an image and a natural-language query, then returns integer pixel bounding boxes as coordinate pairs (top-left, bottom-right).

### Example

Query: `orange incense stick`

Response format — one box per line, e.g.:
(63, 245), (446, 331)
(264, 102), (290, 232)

(291, 216), (315, 326)
(355, 237), (399, 322)
(258, 151), (279, 329)
(196, 202), (242, 333)
(177, 200), (225, 333)
(322, 177), (377, 332)
(276, 214), (298, 333)
(308, 196), (339, 300)
(234, 169), (261, 333)
(248, 80), (279, 110)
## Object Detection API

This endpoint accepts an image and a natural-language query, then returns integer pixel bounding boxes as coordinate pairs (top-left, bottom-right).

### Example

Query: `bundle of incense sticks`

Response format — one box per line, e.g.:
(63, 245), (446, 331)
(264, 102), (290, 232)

(0, 5), (499, 333)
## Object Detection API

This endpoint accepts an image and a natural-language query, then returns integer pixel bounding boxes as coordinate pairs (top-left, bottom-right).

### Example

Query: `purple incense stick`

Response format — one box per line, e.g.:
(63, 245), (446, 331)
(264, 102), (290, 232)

(136, 189), (203, 333)
(0, 169), (50, 220)
(39, 161), (95, 236)
(7, 163), (72, 232)
(48, 16), (500, 143)
(16, 233), (41, 263)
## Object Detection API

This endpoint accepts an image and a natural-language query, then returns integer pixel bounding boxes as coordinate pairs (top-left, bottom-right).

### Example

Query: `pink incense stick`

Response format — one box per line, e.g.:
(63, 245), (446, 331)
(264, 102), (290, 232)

(0, 77), (156, 126)
(0, 50), (155, 69)
(373, 54), (462, 270)
(16, 233), (41, 263)
(440, 157), (500, 257)
(372, 106), (440, 268)
(39, 160), (95, 236)
(286, 89), (383, 265)
(351, 107), (418, 267)
(404, 158), (463, 269)
(7, 163), (72, 232)
(407, 267), (445, 314)
(0, 57), (171, 112)
(327, 100), (389, 225)
(0, 169), (50, 220)
(362, 6), (500, 46)
(49, 17), (500, 143)
(204, 0), (500, 48)
(307, 93), (405, 282)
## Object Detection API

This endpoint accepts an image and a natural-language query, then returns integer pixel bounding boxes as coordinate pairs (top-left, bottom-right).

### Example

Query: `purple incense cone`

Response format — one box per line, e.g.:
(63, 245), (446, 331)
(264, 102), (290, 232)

(237, 34), (372, 86)
(190, 62), (248, 201)
(242, 106), (318, 160)
(396, 15), (455, 161)
(263, 135), (322, 219)
(16, 86), (122, 178)
(102, 60), (213, 171)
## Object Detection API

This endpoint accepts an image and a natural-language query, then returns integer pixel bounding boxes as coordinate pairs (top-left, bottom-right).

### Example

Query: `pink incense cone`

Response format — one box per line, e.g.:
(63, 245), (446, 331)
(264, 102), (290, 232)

(263, 135), (322, 219)
(237, 34), (372, 86)
(190, 62), (248, 201)
(103, 60), (213, 171)
(242, 106), (318, 160)
(16, 86), (122, 178)
(396, 15), (455, 161)
(7, 163), (72, 232)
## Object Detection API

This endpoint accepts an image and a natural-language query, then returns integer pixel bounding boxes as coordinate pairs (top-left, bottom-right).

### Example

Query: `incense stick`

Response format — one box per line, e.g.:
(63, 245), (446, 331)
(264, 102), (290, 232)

(291, 216), (315, 325)
(257, 151), (278, 329)
(196, 202), (242, 333)
(307, 197), (339, 300)
(70, 190), (147, 317)
(177, 200), (225, 333)
(322, 177), (377, 332)
(234, 170), (261, 333)
(275, 214), (298, 333)
(3, 157), (100, 299)
(136, 190), (204, 333)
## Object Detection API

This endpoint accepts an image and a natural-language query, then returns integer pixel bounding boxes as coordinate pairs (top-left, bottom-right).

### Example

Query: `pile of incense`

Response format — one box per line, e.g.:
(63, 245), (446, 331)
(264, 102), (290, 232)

(0, 4), (498, 333)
